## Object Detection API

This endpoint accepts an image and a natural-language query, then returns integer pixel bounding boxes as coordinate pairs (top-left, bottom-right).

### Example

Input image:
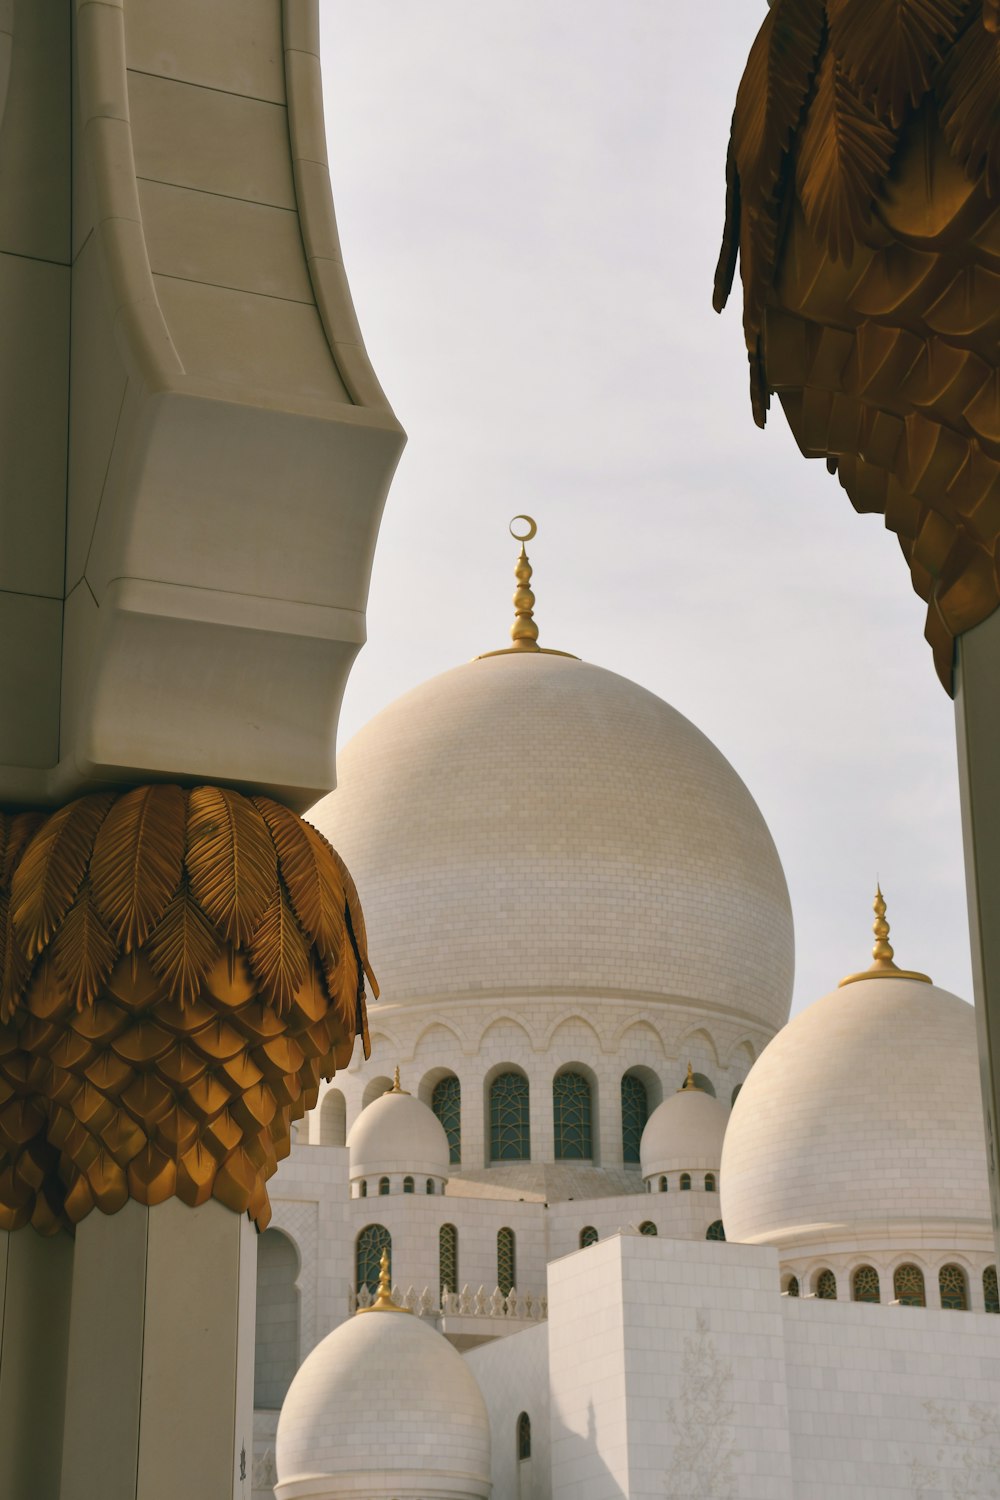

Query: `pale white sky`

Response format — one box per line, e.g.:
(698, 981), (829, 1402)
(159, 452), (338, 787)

(319, 1), (972, 1017)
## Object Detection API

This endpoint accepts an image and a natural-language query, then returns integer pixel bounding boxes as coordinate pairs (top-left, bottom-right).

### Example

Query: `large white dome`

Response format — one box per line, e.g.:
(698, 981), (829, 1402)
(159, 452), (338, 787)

(720, 973), (992, 1255)
(313, 652), (793, 1032)
(640, 1080), (730, 1181)
(275, 1304), (491, 1499)
(347, 1079), (451, 1183)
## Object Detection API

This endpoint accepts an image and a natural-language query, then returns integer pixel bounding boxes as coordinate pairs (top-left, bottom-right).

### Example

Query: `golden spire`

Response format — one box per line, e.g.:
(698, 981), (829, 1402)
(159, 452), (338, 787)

(838, 885), (932, 987)
(679, 1061), (702, 1092)
(356, 1248), (411, 1315)
(385, 1065), (410, 1096)
(476, 516), (578, 661)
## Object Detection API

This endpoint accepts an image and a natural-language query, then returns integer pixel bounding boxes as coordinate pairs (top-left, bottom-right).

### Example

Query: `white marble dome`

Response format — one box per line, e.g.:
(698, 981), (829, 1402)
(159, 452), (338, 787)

(720, 972), (992, 1256)
(347, 1079), (451, 1185)
(312, 651), (794, 1032)
(275, 1304), (491, 1499)
(640, 1078), (730, 1181)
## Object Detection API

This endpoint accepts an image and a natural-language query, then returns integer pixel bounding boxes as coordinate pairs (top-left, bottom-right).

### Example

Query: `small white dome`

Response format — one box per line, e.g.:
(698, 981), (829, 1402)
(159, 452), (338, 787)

(720, 973), (992, 1256)
(276, 1305), (491, 1499)
(640, 1078), (729, 1180)
(347, 1079), (450, 1183)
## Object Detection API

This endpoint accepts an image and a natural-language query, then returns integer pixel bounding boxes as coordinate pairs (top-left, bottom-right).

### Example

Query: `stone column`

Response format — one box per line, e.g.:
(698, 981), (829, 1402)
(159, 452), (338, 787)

(60, 1200), (256, 1500)
(954, 607), (1000, 1257)
(0, 1228), (73, 1499)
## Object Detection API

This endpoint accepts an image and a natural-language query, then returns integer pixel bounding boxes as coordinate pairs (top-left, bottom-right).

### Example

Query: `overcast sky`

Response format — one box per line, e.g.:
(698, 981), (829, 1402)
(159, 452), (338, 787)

(318, 1), (973, 1018)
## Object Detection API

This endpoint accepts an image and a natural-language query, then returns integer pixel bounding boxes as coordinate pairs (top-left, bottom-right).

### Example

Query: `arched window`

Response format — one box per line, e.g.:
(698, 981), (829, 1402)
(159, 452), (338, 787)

(785, 1276), (800, 1297)
(681, 1070), (716, 1097)
(426, 1178), (435, 1194)
(706, 1220), (725, 1241)
(853, 1265), (880, 1303)
(490, 1072), (530, 1161)
(498, 1227), (516, 1296)
(517, 1412), (532, 1460)
(362, 1076), (394, 1109)
(403, 1176), (414, 1194)
(816, 1269), (837, 1300)
(580, 1226), (598, 1248)
(254, 1229), (299, 1408)
(939, 1263), (968, 1310)
(432, 1075), (462, 1164)
(621, 1074), (648, 1164)
(355, 1224), (391, 1298)
(680, 1173), (691, 1191)
(984, 1265), (999, 1314)
(731, 1083), (742, 1106)
(378, 1176), (390, 1196)
(639, 1221), (657, 1236)
(659, 1175), (668, 1192)
(893, 1264), (925, 1307)
(704, 1173), (716, 1192)
(553, 1071), (592, 1160)
(359, 1179), (367, 1198)
(318, 1088), (346, 1146)
(439, 1224), (458, 1305)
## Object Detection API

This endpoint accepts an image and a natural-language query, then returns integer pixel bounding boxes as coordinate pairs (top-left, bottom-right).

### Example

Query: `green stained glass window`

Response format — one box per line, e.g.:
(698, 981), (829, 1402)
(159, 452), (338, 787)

(785, 1276), (799, 1297)
(439, 1223), (458, 1305)
(498, 1227), (516, 1295)
(355, 1224), (390, 1298)
(403, 1176), (414, 1193)
(939, 1263), (967, 1310)
(680, 1173), (691, 1191)
(490, 1073), (530, 1161)
(706, 1219), (725, 1241)
(984, 1266), (998, 1314)
(553, 1072), (592, 1160)
(432, 1075), (462, 1164)
(621, 1074), (648, 1164)
(580, 1226), (598, 1248)
(704, 1173), (716, 1192)
(639, 1221), (657, 1236)
(893, 1264), (925, 1306)
(378, 1176), (390, 1196)
(853, 1265), (880, 1303)
(816, 1269), (837, 1299)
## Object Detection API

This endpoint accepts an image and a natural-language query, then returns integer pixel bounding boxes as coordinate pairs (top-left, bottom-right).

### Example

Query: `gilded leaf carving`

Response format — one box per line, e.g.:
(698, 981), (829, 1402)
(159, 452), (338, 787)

(718, 0), (1000, 688)
(186, 786), (278, 946)
(90, 784), (186, 952)
(0, 784), (374, 1235)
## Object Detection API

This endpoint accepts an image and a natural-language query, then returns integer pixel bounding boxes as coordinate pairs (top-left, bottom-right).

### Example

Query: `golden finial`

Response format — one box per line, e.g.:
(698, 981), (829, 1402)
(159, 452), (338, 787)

(385, 1065), (410, 1096)
(356, 1248), (411, 1315)
(476, 516), (578, 661)
(838, 884), (931, 986)
(679, 1061), (701, 1092)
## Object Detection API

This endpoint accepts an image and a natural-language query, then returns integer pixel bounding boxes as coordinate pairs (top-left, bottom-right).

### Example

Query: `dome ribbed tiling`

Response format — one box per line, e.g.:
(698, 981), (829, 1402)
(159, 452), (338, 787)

(313, 652), (793, 1032)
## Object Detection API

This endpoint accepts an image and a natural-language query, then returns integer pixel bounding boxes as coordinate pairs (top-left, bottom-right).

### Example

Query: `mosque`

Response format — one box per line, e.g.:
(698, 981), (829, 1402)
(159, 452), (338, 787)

(247, 524), (1000, 1499)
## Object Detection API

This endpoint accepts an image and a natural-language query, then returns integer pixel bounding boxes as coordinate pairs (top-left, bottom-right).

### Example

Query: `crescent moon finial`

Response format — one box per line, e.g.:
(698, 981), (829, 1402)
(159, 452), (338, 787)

(509, 514), (537, 544)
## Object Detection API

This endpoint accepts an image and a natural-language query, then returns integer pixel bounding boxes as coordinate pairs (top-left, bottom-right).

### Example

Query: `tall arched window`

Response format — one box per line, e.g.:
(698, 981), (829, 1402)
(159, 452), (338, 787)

(984, 1265), (999, 1314)
(680, 1173), (691, 1191)
(553, 1071), (592, 1160)
(359, 1180), (367, 1198)
(939, 1263), (968, 1310)
(621, 1074), (648, 1163)
(853, 1265), (880, 1303)
(318, 1088), (346, 1146)
(784, 1276), (799, 1297)
(517, 1412), (532, 1461)
(254, 1229), (300, 1409)
(378, 1176), (390, 1196)
(439, 1224), (458, 1305)
(490, 1073), (530, 1161)
(706, 1220), (725, 1241)
(403, 1176), (414, 1193)
(816, 1269), (837, 1300)
(639, 1221), (657, 1236)
(426, 1178), (435, 1194)
(580, 1226), (598, 1248)
(432, 1075), (462, 1164)
(893, 1264), (926, 1306)
(704, 1173), (716, 1192)
(658, 1175), (668, 1192)
(355, 1224), (391, 1298)
(498, 1227), (516, 1295)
